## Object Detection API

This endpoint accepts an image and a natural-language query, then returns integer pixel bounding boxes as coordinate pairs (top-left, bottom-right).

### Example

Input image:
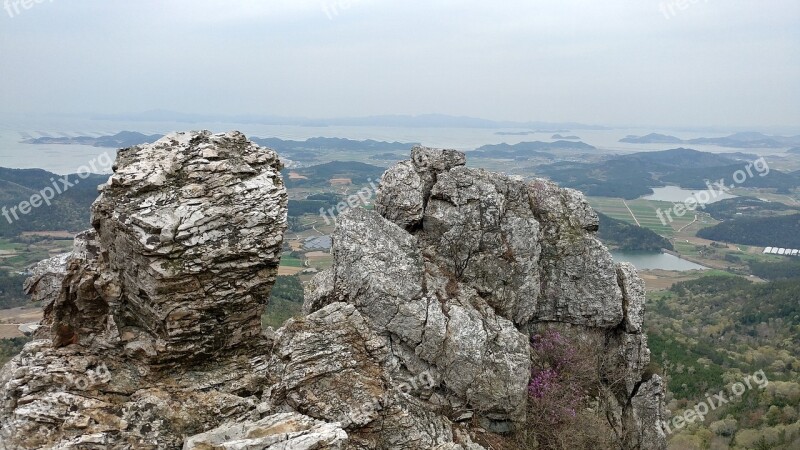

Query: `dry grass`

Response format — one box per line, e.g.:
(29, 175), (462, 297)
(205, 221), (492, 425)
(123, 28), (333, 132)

(0, 325), (23, 339)
(470, 429), (519, 450)
(0, 307), (42, 324)
(639, 269), (702, 291)
(287, 240), (305, 251)
(277, 266), (305, 276)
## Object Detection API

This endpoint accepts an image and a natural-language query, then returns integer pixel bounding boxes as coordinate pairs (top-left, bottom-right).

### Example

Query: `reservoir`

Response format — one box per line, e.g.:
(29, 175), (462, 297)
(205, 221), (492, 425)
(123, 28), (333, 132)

(641, 186), (736, 204)
(611, 251), (708, 271)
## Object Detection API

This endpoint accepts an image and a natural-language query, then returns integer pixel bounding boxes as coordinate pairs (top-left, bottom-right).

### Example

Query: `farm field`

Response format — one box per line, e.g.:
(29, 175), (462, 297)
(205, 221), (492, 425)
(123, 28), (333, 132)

(588, 197), (695, 238)
(0, 307), (42, 338)
(305, 251), (333, 270)
(0, 237), (74, 271)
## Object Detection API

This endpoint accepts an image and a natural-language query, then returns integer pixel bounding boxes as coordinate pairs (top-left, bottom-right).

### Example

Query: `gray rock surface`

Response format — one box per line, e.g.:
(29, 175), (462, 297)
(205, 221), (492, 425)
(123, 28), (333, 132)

(92, 130), (287, 364)
(23, 252), (70, 306)
(305, 146), (664, 448)
(0, 140), (663, 450)
(618, 262), (646, 333)
(375, 145), (466, 229)
(0, 131), (289, 449)
(183, 412), (349, 450)
(631, 375), (668, 450)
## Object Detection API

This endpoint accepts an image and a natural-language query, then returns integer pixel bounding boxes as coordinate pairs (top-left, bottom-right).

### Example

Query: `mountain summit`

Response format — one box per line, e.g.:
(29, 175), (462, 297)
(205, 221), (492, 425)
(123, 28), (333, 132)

(0, 134), (665, 449)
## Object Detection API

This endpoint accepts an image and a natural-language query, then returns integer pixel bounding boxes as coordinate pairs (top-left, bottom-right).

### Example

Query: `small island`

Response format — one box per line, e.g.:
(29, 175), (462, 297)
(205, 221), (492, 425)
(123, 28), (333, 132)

(22, 131), (163, 148)
(621, 131), (800, 149)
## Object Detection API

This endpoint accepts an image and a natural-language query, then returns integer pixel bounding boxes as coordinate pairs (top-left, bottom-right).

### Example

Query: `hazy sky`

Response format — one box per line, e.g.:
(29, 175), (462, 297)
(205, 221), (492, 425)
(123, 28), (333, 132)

(1, 0), (798, 128)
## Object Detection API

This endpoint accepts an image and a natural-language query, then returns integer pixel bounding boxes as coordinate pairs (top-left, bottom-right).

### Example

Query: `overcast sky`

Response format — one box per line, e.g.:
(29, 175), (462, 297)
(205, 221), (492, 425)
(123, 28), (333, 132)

(0, 0), (798, 128)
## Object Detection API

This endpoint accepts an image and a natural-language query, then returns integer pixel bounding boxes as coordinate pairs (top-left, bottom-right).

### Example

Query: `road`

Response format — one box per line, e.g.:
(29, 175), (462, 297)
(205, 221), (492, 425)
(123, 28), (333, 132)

(677, 214), (698, 233)
(622, 200), (641, 226)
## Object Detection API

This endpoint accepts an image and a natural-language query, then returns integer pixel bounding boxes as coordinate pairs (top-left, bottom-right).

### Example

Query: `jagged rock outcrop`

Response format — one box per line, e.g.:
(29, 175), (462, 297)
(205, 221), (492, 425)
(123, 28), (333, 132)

(0, 138), (665, 450)
(92, 131), (286, 364)
(0, 131), (289, 449)
(302, 144), (666, 448)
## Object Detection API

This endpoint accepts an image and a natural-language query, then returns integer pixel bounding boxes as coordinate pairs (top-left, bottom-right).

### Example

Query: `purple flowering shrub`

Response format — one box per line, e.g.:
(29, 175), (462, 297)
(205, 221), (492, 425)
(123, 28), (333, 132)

(527, 330), (586, 424)
(520, 329), (617, 449)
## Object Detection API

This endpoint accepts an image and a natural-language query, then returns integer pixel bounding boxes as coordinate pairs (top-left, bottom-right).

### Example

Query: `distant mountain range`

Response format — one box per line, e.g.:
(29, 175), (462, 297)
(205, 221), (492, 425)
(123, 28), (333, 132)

(621, 132), (800, 149)
(495, 130), (570, 136)
(90, 110), (609, 130)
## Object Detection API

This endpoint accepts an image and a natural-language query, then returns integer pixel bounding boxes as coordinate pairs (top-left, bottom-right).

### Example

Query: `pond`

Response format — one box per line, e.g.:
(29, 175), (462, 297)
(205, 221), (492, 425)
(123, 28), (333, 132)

(641, 186), (737, 205)
(611, 251), (708, 271)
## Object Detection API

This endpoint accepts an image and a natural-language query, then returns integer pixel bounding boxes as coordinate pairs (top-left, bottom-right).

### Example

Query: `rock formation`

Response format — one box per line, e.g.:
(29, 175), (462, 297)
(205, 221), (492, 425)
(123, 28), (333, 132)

(1, 131), (290, 449)
(0, 137), (666, 450)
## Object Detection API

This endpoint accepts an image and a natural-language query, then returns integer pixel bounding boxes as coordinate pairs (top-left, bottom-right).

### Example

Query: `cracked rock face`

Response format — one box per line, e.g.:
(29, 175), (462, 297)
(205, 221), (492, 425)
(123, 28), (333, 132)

(304, 145), (666, 447)
(0, 131), (289, 449)
(91, 131), (287, 364)
(0, 140), (664, 450)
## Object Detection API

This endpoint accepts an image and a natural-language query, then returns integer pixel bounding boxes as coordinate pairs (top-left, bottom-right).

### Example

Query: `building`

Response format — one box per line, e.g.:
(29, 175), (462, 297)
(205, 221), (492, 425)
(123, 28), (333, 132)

(303, 235), (332, 251)
(762, 247), (800, 256)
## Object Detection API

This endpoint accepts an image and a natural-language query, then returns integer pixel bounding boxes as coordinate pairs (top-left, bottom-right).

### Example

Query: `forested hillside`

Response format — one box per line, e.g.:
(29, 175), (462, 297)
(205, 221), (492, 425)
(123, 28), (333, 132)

(647, 275), (800, 449)
(704, 198), (798, 221)
(697, 214), (800, 248)
(0, 168), (107, 236)
(597, 212), (673, 251)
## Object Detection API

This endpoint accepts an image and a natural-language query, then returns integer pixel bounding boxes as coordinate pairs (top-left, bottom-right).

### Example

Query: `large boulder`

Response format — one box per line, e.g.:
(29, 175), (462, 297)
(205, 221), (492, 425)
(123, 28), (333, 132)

(0, 131), (288, 449)
(91, 130), (287, 364)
